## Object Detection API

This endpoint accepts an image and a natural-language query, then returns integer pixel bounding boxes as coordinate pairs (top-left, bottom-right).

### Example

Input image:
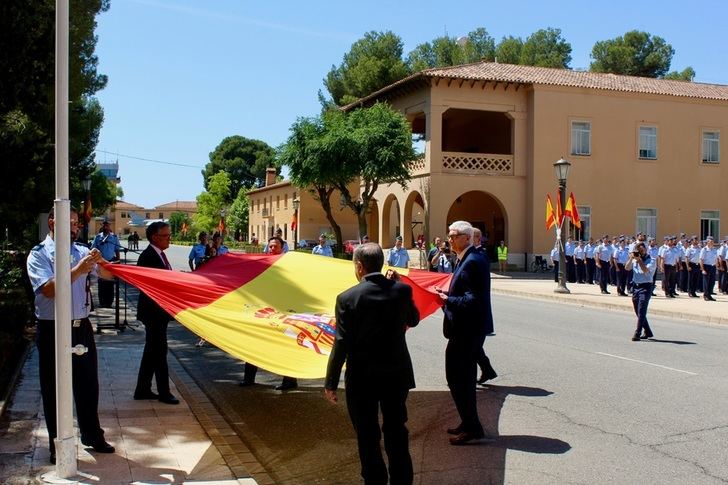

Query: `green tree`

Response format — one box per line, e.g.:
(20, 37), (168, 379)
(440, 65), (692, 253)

(407, 28), (496, 72)
(203, 136), (277, 201)
(589, 31), (687, 78)
(337, 104), (415, 238)
(279, 115), (345, 247)
(520, 28), (572, 68)
(194, 171), (231, 233)
(494, 36), (524, 64)
(0, 0), (111, 245)
(324, 31), (410, 106)
(168, 211), (190, 237)
(663, 67), (696, 81)
(227, 187), (250, 240)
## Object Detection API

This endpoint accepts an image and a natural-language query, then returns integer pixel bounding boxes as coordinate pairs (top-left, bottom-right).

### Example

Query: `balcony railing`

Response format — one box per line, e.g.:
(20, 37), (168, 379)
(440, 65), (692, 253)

(442, 152), (513, 175)
(408, 157), (427, 175)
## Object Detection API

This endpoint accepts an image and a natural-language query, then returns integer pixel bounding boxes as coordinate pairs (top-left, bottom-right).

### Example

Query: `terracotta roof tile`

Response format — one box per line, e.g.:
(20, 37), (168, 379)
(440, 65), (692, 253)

(153, 200), (197, 210)
(344, 62), (728, 109)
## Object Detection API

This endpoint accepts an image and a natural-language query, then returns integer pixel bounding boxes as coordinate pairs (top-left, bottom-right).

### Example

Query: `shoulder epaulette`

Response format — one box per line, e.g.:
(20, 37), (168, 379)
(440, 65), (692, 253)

(31, 243), (45, 251)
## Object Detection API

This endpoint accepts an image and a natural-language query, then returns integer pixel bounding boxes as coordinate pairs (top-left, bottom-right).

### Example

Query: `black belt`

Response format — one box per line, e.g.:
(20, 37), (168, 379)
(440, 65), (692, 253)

(38, 318), (89, 327)
(634, 283), (652, 288)
(664, 264), (675, 267)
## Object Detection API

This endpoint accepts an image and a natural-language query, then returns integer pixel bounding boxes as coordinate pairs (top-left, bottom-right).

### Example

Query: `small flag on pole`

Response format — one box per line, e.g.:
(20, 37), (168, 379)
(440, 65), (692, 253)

(564, 192), (581, 229)
(546, 195), (556, 230)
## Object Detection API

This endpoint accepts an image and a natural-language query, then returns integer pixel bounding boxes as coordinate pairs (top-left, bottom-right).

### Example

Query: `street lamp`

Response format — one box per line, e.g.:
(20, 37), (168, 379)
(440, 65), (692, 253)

(292, 197), (300, 249)
(554, 157), (571, 294)
(82, 176), (92, 244)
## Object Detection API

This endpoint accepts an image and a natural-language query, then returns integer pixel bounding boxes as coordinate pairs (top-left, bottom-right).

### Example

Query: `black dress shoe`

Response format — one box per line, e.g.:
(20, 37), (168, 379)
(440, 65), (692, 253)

(631, 335), (641, 341)
(447, 425), (464, 435)
(158, 394), (180, 405)
(477, 372), (497, 385)
(641, 332), (654, 339)
(133, 390), (159, 400)
(81, 438), (115, 453)
(275, 378), (298, 391)
(449, 431), (495, 445)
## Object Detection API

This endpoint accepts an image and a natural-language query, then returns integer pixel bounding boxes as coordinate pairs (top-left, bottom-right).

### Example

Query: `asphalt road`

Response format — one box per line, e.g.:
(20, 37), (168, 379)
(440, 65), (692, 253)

(124, 245), (728, 484)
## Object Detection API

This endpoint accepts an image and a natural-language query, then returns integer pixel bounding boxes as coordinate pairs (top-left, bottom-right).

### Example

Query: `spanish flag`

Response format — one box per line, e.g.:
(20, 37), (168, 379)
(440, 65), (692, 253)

(545, 195), (556, 231)
(564, 192), (581, 229)
(556, 192), (564, 227)
(104, 252), (449, 378)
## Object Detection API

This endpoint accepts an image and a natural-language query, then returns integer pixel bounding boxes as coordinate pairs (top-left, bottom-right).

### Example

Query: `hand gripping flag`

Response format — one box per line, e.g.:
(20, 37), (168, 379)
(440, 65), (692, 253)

(545, 195), (556, 231)
(564, 192), (581, 229)
(103, 252), (450, 378)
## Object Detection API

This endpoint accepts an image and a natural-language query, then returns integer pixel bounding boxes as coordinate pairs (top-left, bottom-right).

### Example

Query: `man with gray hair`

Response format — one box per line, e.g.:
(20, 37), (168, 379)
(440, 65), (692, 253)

(325, 243), (420, 484)
(435, 221), (495, 445)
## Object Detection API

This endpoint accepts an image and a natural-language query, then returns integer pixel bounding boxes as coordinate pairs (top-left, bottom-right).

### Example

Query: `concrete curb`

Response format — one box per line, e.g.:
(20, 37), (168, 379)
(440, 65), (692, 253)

(0, 342), (30, 420)
(492, 287), (728, 325)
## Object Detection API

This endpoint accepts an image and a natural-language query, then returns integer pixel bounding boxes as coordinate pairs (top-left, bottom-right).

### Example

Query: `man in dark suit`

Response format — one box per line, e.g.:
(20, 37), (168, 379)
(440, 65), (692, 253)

(325, 243), (420, 485)
(133, 221), (179, 405)
(436, 220), (495, 445)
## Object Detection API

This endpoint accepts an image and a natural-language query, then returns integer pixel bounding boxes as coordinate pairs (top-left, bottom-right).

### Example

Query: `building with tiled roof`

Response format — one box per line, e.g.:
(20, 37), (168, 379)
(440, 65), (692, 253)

(342, 61), (727, 266)
(89, 199), (197, 239)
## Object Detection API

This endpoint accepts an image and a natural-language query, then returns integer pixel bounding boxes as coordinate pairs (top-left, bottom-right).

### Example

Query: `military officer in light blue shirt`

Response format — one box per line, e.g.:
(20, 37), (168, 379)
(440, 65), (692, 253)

(613, 239), (631, 296)
(312, 234), (333, 257)
(386, 235), (410, 268)
(564, 237), (576, 283)
(27, 207), (116, 463)
(574, 241), (586, 283)
(188, 232), (208, 270)
(595, 235), (613, 294)
(585, 237), (596, 284)
(700, 236), (719, 300)
(91, 220), (120, 307)
(718, 237), (728, 295)
(660, 237), (680, 298)
(550, 243), (560, 283)
(685, 236), (702, 297)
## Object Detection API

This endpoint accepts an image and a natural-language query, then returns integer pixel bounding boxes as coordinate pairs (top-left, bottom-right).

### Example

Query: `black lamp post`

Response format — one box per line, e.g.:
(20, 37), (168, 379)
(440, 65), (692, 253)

(292, 197), (300, 249)
(82, 176), (92, 244)
(554, 158), (571, 294)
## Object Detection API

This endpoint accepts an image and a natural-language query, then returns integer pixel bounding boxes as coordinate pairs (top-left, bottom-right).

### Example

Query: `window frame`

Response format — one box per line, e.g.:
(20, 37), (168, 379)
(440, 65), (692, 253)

(700, 210), (720, 240)
(570, 120), (592, 157)
(636, 208), (658, 238)
(702, 129), (720, 164)
(638, 125), (658, 160)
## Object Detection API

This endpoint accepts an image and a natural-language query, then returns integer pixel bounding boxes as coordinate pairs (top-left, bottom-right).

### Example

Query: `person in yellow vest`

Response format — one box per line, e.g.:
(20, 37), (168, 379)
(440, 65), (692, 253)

(497, 240), (508, 272)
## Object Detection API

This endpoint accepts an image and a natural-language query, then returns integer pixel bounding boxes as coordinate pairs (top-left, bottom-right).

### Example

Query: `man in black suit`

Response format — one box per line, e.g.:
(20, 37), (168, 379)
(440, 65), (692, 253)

(133, 221), (179, 405)
(325, 243), (420, 485)
(436, 220), (495, 445)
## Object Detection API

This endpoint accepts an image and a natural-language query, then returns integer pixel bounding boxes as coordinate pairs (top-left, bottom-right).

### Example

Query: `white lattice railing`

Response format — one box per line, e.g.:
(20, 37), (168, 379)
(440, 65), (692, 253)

(441, 152), (513, 175)
(408, 157), (427, 175)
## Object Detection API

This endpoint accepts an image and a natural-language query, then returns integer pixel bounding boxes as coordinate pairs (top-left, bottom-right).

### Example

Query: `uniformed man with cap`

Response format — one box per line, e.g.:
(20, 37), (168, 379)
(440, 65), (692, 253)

(647, 237), (659, 295)
(660, 236), (680, 298)
(585, 237), (596, 284)
(613, 238), (630, 296)
(564, 236), (576, 283)
(550, 243), (560, 283)
(574, 240), (586, 283)
(717, 236), (728, 295)
(677, 238), (690, 293)
(595, 235), (613, 294)
(26, 207), (116, 464)
(700, 236), (719, 301)
(685, 236), (702, 298)
(91, 219), (120, 307)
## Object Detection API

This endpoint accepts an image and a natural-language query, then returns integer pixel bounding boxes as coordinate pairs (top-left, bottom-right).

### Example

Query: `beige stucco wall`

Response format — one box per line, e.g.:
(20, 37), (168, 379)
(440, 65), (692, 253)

(529, 85), (727, 254)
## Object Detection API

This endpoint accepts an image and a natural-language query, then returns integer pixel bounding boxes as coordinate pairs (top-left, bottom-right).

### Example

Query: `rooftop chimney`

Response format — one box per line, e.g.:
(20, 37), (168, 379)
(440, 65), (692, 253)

(265, 167), (277, 187)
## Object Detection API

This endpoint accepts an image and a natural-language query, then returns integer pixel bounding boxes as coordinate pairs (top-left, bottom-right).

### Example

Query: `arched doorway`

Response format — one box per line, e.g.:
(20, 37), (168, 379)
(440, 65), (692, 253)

(381, 194), (400, 247)
(403, 191), (425, 248)
(446, 191), (507, 260)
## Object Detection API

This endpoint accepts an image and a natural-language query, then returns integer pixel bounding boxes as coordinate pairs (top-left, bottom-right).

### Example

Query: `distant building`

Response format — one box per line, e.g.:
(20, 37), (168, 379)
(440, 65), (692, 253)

(91, 199), (197, 237)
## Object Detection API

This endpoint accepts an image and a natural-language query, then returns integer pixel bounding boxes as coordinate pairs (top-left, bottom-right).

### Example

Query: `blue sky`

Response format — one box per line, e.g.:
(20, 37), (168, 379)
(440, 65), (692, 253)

(95, 0), (728, 208)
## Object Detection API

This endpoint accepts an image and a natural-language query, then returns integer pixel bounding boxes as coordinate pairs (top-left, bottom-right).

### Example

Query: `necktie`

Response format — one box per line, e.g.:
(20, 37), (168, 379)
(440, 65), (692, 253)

(160, 251), (172, 270)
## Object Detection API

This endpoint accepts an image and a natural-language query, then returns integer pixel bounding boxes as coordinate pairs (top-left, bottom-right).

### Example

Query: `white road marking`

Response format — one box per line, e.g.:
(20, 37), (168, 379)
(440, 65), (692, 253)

(596, 352), (698, 375)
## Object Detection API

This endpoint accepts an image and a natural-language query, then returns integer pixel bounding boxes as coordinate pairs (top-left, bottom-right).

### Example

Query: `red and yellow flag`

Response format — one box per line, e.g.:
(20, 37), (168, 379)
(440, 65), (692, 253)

(104, 252), (449, 378)
(564, 192), (581, 229)
(217, 217), (226, 234)
(545, 195), (556, 231)
(556, 191), (564, 227)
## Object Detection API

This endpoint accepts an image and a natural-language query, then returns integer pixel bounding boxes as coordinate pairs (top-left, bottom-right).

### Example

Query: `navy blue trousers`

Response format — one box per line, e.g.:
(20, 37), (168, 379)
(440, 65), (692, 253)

(631, 285), (653, 337)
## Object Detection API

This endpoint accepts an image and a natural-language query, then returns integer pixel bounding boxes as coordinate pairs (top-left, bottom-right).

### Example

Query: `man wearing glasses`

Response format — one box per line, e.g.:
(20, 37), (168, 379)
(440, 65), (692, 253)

(133, 221), (179, 404)
(435, 221), (495, 445)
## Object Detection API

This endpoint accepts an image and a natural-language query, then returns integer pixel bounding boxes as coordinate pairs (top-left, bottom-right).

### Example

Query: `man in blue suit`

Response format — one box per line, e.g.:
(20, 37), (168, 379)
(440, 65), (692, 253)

(436, 220), (495, 445)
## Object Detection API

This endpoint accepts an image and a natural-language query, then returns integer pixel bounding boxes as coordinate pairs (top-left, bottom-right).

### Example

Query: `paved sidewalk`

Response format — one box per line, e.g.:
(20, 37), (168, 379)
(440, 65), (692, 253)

(491, 274), (728, 325)
(0, 302), (269, 484)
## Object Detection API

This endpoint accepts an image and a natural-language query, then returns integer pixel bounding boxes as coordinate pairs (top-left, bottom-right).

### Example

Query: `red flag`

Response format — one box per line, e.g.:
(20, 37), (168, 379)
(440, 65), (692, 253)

(564, 192), (581, 229)
(83, 196), (92, 223)
(556, 192), (564, 227)
(546, 195), (556, 231)
(218, 218), (226, 234)
(291, 212), (298, 232)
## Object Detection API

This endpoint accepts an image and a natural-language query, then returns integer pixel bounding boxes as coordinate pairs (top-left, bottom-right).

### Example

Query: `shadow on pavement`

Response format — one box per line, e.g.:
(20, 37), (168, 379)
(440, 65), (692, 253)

(646, 338), (696, 345)
(168, 324), (569, 485)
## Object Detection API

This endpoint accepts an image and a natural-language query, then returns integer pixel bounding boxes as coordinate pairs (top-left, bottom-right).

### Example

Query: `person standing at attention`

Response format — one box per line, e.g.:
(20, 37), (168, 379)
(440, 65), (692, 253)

(188, 231), (208, 271)
(387, 235), (410, 268)
(91, 219), (120, 307)
(27, 207), (116, 464)
(324, 243), (420, 485)
(435, 221), (495, 445)
(312, 234), (333, 257)
(134, 221), (179, 405)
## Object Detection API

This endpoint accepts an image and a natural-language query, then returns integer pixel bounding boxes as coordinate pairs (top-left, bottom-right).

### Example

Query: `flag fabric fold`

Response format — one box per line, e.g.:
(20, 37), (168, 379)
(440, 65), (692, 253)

(545, 195), (556, 231)
(104, 252), (448, 378)
(564, 192), (581, 229)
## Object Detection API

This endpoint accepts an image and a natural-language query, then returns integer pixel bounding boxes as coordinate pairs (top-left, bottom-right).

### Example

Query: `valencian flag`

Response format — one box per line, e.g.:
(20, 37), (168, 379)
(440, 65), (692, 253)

(103, 252), (450, 378)
(564, 192), (581, 229)
(545, 195), (556, 231)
